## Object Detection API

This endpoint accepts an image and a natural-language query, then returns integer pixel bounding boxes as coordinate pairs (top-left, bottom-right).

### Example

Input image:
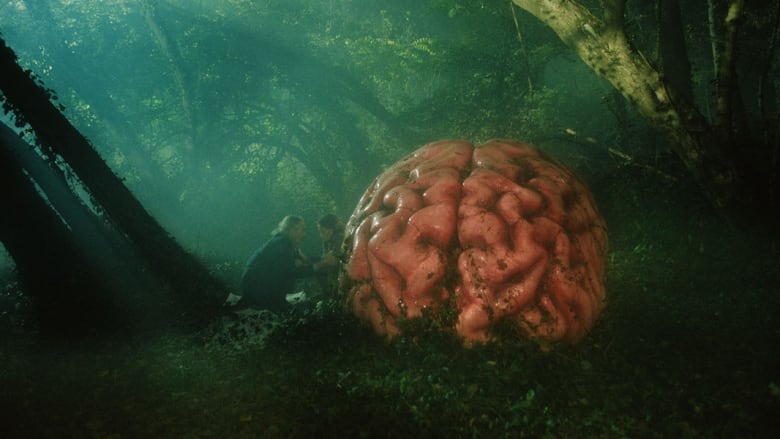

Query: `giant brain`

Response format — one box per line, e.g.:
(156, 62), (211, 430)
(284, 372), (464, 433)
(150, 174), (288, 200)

(341, 139), (607, 345)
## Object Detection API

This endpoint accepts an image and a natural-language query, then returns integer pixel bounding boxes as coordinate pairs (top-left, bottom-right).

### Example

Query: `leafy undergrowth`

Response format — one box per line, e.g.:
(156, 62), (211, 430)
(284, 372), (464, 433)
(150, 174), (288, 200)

(2, 189), (780, 438)
(2, 251), (779, 439)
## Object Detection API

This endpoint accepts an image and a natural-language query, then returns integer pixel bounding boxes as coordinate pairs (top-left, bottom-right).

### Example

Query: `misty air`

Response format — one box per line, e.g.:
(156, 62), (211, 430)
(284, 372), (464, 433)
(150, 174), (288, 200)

(1, 1), (778, 437)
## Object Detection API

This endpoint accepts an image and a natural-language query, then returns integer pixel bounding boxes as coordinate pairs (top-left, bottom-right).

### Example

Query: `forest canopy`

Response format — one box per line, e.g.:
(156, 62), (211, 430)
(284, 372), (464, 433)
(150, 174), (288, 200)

(1, 0), (778, 291)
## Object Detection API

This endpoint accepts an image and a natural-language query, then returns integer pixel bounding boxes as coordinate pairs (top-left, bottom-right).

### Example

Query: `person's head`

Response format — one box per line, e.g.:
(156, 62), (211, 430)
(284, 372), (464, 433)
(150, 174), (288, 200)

(317, 213), (342, 242)
(272, 215), (306, 245)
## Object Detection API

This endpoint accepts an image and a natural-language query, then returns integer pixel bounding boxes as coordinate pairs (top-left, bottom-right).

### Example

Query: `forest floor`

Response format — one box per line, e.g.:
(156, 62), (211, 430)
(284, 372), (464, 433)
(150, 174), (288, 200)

(2, 176), (780, 438)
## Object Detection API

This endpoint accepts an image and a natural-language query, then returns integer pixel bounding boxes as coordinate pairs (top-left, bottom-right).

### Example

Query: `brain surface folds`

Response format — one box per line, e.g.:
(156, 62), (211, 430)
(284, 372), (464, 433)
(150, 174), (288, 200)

(341, 139), (607, 345)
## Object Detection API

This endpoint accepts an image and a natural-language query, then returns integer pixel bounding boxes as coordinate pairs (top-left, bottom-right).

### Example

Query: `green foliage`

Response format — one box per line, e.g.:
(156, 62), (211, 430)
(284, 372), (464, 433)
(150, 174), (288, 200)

(0, 0), (601, 264)
(393, 295), (460, 340)
(2, 2), (780, 437)
(2, 158), (780, 436)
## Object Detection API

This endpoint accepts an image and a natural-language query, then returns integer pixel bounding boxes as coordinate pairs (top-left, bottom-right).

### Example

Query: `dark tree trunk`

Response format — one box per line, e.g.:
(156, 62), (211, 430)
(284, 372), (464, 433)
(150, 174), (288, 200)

(0, 37), (226, 324)
(0, 125), (121, 334)
(1, 121), (172, 332)
(657, 0), (694, 103)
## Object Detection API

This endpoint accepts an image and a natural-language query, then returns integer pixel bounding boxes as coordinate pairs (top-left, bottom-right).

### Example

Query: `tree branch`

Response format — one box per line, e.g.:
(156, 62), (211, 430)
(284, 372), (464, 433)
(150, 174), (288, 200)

(715, 0), (744, 142)
(512, 0), (737, 207)
(141, 0), (195, 152)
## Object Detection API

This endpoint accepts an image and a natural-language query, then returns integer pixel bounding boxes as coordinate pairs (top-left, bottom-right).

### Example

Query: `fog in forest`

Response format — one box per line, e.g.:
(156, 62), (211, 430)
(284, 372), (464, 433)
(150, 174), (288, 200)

(1, 1), (779, 437)
(0, 1), (618, 276)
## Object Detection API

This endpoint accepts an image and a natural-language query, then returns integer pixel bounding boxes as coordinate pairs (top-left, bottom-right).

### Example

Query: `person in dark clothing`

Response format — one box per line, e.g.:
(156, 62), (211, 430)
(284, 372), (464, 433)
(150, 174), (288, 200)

(317, 213), (345, 257)
(238, 215), (336, 312)
(315, 213), (345, 298)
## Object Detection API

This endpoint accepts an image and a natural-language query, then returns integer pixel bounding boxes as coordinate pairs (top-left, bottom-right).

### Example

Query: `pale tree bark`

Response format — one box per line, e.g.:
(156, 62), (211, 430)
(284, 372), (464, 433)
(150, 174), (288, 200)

(512, 0), (738, 208)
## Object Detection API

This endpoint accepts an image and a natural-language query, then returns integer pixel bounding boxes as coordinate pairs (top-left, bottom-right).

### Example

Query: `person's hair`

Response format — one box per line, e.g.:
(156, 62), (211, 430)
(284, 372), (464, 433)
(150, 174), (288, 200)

(271, 215), (304, 236)
(317, 213), (342, 231)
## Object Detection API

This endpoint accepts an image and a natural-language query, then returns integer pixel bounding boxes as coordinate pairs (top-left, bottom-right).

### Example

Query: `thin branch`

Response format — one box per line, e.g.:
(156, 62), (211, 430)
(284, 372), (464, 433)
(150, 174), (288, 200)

(715, 0), (744, 142)
(510, 2), (533, 94)
(141, 0), (195, 152)
(707, 0), (721, 79)
(758, 2), (780, 131)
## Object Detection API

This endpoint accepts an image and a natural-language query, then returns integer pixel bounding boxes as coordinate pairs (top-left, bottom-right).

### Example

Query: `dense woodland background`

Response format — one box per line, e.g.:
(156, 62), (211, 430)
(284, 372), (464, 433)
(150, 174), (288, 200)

(0, 0), (778, 335)
(0, 0), (771, 265)
(2, 0), (777, 280)
(2, 1), (615, 267)
(1, 1), (779, 436)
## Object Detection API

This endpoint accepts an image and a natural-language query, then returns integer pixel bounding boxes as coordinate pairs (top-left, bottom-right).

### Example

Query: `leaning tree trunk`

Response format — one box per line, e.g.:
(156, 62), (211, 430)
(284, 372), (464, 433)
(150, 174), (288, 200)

(1, 122), (170, 333)
(512, 0), (738, 208)
(0, 125), (123, 333)
(0, 38), (226, 319)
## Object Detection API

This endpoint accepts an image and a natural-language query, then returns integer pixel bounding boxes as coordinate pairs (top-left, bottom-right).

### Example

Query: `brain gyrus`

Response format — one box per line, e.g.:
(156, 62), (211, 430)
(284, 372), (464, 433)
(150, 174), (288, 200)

(341, 139), (608, 345)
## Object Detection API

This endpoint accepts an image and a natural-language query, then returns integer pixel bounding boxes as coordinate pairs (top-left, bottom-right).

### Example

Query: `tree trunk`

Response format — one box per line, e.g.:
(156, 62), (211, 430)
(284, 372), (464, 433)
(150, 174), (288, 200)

(714, 0), (744, 142)
(0, 124), (122, 333)
(0, 38), (226, 320)
(657, 0), (694, 103)
(512, 0), (738, 208)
